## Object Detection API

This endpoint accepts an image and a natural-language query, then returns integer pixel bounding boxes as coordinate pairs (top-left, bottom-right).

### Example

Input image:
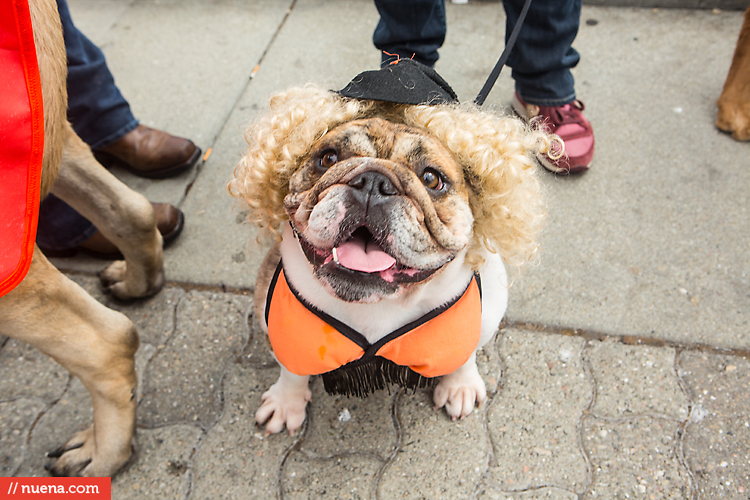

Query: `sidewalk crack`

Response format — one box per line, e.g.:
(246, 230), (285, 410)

(471, 333), (505, 499)
(673, 349), (699, 500)
(505, 319), (750, 360)
(180, 0), (299, 205)
(578, 340), (596, 496)
(370, 389), (403, 500)
(276, 414), (309, 500)
(13, 375), (73, 477)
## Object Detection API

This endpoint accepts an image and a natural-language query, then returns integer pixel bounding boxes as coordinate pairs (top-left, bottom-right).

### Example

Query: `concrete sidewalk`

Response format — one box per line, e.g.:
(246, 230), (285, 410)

(2, 1), (749, 498)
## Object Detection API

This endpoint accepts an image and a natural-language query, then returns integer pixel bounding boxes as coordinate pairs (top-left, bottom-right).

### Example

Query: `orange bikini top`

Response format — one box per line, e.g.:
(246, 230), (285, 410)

(265, 262), (482, 379)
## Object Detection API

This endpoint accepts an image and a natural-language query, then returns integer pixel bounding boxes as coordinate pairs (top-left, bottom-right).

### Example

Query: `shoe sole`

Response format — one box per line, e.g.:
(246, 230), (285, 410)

(41, 209), (185, 261)
(93, 147), (202, 179)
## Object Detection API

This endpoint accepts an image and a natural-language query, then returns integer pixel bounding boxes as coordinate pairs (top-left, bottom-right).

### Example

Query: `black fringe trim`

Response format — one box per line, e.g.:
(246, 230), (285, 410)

(321, 357), (437, 398)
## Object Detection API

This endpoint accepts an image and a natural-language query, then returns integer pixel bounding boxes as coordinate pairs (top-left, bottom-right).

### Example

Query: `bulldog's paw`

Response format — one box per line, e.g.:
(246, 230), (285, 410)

(45, 426), (133, 477)
(255, 374), (311, 436)
(99, 260), (164, 302)
(433, 362), (487, 421)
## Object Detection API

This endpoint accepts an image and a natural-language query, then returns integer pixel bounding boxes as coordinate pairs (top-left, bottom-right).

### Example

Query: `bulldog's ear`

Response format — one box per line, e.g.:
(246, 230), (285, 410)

(228, 86), (374, 234)
(463, 171), (485, 227)
(466, 152), (545, 270)
(464, 170), (482, 197)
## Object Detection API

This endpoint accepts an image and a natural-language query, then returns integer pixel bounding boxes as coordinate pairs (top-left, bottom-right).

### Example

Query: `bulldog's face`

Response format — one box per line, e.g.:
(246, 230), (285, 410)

(284, 117), (475, 302)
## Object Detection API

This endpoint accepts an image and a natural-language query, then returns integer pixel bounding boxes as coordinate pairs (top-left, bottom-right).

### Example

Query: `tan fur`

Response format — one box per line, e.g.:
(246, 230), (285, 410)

(0, 0), (165, 476)
(229, 85), (551, 270)
(253, 242), (281, 354)
(716, 7), (750, 141)
(29, 0), (66, 197)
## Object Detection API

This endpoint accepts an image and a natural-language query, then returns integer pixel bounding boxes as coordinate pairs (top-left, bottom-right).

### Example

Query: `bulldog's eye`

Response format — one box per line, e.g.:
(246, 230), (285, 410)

(317, 149), (338, 170)
(420, 168), (444, 191)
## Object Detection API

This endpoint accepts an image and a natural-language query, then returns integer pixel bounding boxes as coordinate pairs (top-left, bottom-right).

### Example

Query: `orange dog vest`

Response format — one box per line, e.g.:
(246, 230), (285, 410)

(265, 262), (482, 382)
(0, 0), (45, 297)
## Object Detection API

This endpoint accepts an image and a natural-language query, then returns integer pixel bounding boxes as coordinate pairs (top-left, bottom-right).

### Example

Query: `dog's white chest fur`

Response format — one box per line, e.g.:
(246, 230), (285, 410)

(279, 224), (508, 346)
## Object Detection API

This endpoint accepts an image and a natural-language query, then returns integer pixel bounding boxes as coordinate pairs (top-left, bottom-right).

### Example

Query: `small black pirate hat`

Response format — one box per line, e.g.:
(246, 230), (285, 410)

(337, 59), (458, 106)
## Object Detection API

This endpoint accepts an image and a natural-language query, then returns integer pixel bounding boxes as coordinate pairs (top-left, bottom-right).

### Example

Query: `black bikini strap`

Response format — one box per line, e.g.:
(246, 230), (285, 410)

(269, 261), (480, 358)
(265, 261), (284, 328)
(366, 274), (479, 356)
(276, 261), (371, 352)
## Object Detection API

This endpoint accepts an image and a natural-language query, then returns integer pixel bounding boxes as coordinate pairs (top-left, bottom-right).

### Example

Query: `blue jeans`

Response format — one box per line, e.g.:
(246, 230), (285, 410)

(37, 0), (139, 251)
(373, 0), (582, 106)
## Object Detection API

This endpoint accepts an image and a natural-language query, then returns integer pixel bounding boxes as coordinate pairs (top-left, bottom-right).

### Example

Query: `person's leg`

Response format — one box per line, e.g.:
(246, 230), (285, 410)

(503, 0), (581, 106)
(36, 195), (98, 253)
(58, 0), (198, 179)
(38, 0), (193, 254)
(38, 0), (137, 253)
(373, 0), (446, 67)
(504, 0), (593, 174)
(57, 0), (138, 150)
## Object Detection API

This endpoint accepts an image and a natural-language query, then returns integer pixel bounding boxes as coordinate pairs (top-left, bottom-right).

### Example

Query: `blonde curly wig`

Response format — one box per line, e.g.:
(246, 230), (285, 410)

(228, 85), (553, 269)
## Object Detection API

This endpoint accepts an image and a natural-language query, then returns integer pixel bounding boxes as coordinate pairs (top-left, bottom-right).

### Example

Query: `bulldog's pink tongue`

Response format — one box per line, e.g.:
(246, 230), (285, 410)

(334, 235), (396, 273)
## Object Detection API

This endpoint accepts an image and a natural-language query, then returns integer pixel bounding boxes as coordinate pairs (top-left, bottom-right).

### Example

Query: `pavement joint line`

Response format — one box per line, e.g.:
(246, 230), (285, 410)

(253, 0), (298, 80)
(577, 339), (596, 495)
(491, 333), (594, 497)
(369, 389), (404, 500)
(674, 350), (702, 500)
(675, 422), (699, 500)
(179, 160), (206, 205)
(478, 333), (507, 469)
(179, 0), (300, 210)
(505, 319), (750, 360)
(181, 427), (207, 500)
(577, 339), (698, 499)
(17, 374), (75, 478)
(298, 449), (386, 462)
(133, 293), (185, 431)
(276, 414), (308, 500)
(577, 413), (698, 499)
(54, 268), (750, 359)
(470, 386), (498, 498)
(470, 335), (505, 494)
(488, 331), (699, 499)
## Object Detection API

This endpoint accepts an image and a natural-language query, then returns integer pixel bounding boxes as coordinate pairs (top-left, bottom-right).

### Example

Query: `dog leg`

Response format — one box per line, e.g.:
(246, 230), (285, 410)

(716, 7), (750, 141)
(0, 248), (138, 476)
(433, 352), (487, 420)
(50, 125), (165, 300)
(252, 245), (311, 435)
(255, 366), (311, 435)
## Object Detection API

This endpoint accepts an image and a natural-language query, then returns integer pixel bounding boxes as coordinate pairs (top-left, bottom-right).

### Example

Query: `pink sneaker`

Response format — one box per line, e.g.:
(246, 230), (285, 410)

(512, 93), (594, 174)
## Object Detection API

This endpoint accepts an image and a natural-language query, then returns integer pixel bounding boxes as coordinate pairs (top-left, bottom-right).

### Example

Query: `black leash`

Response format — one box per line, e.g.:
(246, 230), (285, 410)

(474, 0), (533, 106)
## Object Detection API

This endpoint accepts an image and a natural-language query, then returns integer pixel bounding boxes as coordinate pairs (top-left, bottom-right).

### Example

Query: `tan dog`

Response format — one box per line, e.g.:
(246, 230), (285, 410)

(229, 77), (554, 435)
(716, 7), (750, 141)
(0, 0), (164, 476)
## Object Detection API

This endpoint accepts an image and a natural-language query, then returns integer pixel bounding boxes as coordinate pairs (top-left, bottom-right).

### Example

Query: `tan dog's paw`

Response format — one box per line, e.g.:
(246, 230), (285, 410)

(99, 260), (164, 302)
(255, 371), (311, 436)
(433, 359), (487, 421)
(716, 7), (750, 141)
(716, 99), (750, 141)
(45, 426), (133, 477)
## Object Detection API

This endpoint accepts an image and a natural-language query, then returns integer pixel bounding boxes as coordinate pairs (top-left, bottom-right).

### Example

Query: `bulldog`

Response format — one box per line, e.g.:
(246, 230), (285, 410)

(229, 60), (555, 435)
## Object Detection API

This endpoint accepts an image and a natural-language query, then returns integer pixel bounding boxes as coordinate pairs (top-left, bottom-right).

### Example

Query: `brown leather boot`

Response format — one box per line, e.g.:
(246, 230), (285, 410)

(44, 203), (184, 259)
(94, 124), (201, 179)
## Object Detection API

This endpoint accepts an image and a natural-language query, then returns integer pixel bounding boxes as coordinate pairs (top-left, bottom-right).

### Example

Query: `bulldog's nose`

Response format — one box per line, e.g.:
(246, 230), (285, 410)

(347, 171), (398, 197)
